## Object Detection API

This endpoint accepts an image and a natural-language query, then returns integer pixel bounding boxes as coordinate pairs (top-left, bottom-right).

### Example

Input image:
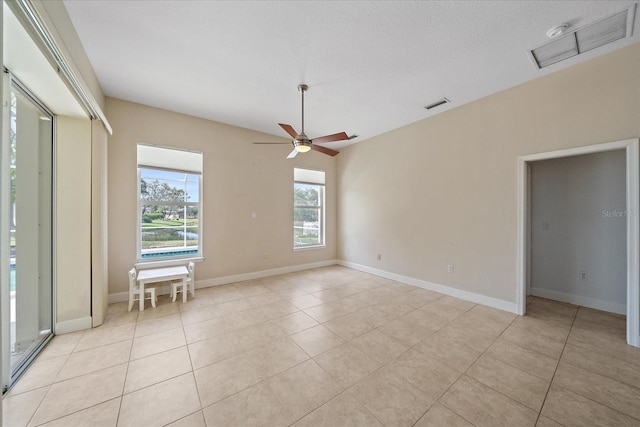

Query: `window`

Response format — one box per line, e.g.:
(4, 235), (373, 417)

(137, 144), (202, 261)
(294, 168), (325, 248)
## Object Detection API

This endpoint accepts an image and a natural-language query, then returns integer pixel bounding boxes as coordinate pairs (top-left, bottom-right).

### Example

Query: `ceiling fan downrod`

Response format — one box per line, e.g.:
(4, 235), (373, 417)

(298, 84), (308, 137)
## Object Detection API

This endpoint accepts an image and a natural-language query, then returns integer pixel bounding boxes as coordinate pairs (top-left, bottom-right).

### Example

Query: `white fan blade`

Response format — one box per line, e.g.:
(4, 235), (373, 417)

(286, 149), (298, 159)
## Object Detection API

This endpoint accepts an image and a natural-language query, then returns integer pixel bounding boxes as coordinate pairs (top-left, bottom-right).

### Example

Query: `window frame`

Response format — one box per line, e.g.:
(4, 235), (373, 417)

(136, 164), (203, 263)
(293, 169), (325, 249)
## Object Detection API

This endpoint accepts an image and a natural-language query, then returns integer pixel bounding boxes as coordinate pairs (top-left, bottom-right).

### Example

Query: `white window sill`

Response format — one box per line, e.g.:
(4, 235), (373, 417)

(293, 245), (326, 251)
(135, 256), (204, 269)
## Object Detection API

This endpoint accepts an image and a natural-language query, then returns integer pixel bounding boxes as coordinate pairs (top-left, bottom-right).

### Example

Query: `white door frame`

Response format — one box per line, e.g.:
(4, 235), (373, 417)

(516, 138), (640, 348)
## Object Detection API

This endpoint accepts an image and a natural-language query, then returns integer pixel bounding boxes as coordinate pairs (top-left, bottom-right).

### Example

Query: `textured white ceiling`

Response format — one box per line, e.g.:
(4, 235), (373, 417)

(63, 1), (639, 149)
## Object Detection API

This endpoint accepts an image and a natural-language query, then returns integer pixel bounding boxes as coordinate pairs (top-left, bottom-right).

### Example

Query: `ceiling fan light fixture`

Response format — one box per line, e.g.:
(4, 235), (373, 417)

(293, 140), (312, 153)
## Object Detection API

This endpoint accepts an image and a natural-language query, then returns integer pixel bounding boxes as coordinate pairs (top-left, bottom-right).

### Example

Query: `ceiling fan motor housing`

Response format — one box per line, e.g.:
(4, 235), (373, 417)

(293, 136), (312, 152)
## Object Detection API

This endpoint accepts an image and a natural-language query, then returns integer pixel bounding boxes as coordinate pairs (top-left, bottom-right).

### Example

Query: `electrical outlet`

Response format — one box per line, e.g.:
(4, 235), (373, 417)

(543, 222), (550, 231)
(447, 264), (454, 273)
(579, 271), (587, 280)
(377, 254), (382, 261)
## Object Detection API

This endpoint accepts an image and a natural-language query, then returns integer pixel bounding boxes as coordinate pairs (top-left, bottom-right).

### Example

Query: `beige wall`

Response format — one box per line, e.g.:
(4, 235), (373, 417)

(106, 98), (337, 296)
(337, 42), (640, 305)
(56, 116), (92, 323)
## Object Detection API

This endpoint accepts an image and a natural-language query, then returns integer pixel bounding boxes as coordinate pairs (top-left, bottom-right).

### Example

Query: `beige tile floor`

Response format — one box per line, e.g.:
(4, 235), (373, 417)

(3, 265), (640, 426)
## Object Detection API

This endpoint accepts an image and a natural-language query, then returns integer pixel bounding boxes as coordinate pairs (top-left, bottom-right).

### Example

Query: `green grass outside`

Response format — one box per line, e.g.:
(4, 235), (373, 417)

(142, 240), (198, 248)
(295, 235), (320, 244)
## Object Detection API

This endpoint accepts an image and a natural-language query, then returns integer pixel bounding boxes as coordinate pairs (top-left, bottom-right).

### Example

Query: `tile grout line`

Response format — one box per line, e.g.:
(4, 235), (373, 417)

(431, 307), (519, 427)
(285, 282), (441, 426)
(194, 332), (314, 418)
(260, 354), (336, 427)
(285, 389), (382, 427)
(464, 299), (580, 423)
(20, 330), (130, 425)
(14, 282), (416, 423)
(564, 314), (639, 368)
(30, 397), (122, 427)
(197, 337), (318, 419)
(484, 334), (563, 383)
(560, 348), (640, 394)
(394, 296), (474, 411)
(336, 298), (479, 426)
(546, 381), (640, 424)
(533, 303), (578, 426)
(534, 303), (640, 424)
(501, 323), (568, 360)
(180, 299), (207, 416)
(20, 385), (51, 427)
(19, 342), (75, 427)
(407, 342), (473, 424)
(16, 271), (636, 426)
(548, 310), (640, 423)
(114, 309), (139, 427)
(292, 352), (389, 427)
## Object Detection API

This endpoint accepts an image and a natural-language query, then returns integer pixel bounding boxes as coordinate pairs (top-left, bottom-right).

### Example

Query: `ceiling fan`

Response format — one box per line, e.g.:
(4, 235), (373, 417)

(254, 84), (351, 158)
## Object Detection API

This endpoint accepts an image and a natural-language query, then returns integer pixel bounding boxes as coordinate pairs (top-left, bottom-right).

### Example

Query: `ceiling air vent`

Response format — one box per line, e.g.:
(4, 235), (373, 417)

(530, 6), (635, 69)
(424, 97), (450, 110)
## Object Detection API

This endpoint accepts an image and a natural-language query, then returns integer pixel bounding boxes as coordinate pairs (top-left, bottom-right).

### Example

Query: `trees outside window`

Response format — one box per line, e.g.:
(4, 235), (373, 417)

(137, 144), (202, 260)
(293, 168), (325, 248)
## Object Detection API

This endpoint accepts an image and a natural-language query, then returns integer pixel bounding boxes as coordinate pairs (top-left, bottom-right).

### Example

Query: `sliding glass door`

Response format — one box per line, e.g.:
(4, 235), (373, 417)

(1, 74), (53, 391)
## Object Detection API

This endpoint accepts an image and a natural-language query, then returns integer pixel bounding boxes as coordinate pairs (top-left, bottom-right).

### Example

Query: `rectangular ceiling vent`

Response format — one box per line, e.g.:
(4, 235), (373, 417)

(424, 97), (450, 110)
(530, 6), (635, 69)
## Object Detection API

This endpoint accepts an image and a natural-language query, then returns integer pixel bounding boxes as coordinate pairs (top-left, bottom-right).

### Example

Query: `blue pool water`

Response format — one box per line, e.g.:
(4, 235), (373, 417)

(141, 249), (198, 259)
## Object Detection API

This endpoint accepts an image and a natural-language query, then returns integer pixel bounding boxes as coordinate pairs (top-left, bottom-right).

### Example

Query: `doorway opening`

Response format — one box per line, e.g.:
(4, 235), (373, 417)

(517, 138), (639, 348)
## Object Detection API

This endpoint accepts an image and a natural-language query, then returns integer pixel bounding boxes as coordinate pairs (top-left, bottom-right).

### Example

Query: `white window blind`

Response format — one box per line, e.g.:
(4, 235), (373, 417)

(137, 144), (202, 174)
(294, 168), (325, 184)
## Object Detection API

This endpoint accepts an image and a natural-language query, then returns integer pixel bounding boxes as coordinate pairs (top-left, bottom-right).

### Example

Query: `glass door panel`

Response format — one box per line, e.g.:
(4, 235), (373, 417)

(3, 76), (53, 389)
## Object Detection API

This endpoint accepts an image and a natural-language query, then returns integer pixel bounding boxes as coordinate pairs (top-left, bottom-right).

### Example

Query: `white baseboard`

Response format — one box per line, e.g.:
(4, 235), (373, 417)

(338, 260), (519, 314)
(108, 259), (339, 304)
(530, 287), (626, 315)
(55, 316), (92, 334)
(196, 259), (339, 288)
(108, 258), (521, 315)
